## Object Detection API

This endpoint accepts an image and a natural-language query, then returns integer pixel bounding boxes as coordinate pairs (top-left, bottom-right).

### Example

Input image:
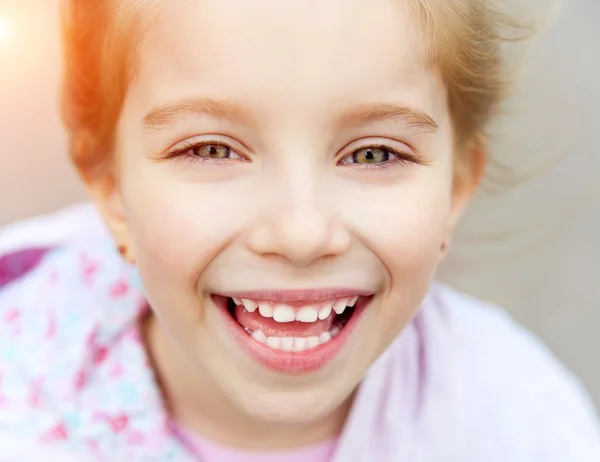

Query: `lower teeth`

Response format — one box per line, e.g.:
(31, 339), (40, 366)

(243, 323), (342, 352)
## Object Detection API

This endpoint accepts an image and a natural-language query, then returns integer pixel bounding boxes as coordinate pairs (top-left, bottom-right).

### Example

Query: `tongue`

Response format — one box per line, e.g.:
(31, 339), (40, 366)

(235, 306), (335, 337)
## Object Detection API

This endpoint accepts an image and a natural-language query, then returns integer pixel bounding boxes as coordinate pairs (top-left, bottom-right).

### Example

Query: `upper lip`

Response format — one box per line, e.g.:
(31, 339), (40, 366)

(216, 288), (373, 304)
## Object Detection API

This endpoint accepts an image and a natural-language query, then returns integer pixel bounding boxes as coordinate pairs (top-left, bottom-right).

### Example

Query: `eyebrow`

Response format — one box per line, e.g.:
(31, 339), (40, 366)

(142, 97), (256, 132)
(336, 103), (439, 133)
(142, 98), (438, 135)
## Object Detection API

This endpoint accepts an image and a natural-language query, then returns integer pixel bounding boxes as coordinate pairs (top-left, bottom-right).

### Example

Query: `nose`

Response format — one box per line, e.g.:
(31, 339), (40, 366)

(245, 184), (351, 267)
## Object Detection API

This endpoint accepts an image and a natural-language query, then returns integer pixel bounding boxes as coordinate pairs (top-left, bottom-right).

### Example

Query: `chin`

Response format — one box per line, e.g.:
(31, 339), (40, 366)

(232, 383), (350, 426)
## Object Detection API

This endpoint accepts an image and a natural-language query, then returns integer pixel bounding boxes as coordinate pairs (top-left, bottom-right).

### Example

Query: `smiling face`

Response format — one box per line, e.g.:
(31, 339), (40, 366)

(94, 0), (478, 430)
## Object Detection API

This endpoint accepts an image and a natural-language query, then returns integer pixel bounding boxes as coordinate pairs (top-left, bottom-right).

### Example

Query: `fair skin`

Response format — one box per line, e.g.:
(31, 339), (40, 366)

(88, 0), (482, 451)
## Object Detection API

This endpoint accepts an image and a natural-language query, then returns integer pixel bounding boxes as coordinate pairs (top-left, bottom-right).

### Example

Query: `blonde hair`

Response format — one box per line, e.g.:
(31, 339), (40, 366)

(61, 0), (530, 185)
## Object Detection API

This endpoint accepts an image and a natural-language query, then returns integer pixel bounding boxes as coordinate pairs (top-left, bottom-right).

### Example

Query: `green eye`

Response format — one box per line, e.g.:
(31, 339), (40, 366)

(352, 147), (392, 164)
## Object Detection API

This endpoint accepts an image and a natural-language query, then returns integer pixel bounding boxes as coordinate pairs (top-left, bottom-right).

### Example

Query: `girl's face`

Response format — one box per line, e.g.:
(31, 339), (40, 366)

(101, 0), (476, 425)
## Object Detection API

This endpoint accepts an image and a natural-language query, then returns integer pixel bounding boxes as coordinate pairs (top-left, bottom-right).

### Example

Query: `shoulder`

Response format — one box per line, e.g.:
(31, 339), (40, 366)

(0, 241), (145, 438)
(424, 283), (600, 459)
(432, 283), (592, 398)
(0, 239), (144, 348)
(0, 202), (107, 255)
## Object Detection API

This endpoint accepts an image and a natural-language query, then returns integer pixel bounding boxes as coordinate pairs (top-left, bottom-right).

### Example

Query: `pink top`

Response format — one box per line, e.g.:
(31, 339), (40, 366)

(0, 204), (599, 461)
(173, 423), (337, 462)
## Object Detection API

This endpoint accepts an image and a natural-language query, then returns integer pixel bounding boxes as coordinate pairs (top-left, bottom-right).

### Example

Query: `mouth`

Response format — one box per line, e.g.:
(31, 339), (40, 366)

(212, 290), (372, 374)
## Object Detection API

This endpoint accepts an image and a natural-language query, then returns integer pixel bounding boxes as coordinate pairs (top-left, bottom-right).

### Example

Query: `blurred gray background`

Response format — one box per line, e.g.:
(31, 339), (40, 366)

(0, 0), (599, 408)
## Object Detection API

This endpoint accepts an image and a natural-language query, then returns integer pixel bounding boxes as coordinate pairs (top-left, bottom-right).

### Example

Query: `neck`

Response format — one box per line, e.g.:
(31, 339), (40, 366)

(142, 313), (352, 450)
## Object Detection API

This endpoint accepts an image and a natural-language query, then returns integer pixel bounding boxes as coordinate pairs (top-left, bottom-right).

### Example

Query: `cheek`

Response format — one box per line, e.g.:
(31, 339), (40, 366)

(118, 167), (249, 321)
(350, 173), (450, 255)
(383, 199), (447, 309)
(381, 195), (449, 268)
(345, 174), (451, 309)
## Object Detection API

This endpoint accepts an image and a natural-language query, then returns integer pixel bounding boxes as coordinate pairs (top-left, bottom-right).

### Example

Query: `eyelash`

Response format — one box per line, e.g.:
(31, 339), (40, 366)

(339, 144), (424, 170)
(165, 140), (425, 169)
(165, 139), (244, 165)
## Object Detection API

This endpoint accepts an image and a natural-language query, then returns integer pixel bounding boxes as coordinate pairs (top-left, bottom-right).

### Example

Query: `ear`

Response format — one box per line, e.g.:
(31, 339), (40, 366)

(84, 173), (136, 263)
(440, 138), (486, 258)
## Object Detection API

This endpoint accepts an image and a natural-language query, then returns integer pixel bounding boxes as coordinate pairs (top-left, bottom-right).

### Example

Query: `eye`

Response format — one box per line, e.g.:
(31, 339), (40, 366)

(187, 143), (243, 160)
(339, 145), (402, 167)
(166, 140), (246, 163)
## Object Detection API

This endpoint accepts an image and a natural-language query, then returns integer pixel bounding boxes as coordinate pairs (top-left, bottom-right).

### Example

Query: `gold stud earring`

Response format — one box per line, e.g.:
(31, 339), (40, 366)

(117, 245), (135, 264)
(441, 240), (450, 254)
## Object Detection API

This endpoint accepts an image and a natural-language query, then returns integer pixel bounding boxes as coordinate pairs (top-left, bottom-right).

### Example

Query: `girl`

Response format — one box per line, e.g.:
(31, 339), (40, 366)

(1, 0), (599, 460)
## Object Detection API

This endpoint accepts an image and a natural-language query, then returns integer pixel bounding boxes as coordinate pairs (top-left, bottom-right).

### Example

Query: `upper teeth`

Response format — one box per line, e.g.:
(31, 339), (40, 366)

(296, 306), (318, 323)
(242, 299), (258, 312)
(258, 302), (273, 317)
(272, 304), (295, 323)
(233, 296), (358, 323)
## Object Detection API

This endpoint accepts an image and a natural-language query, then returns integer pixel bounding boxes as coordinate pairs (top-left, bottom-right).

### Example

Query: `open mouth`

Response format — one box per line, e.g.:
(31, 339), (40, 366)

(226, 296), (359, 352)
(212, 291), (370, 372)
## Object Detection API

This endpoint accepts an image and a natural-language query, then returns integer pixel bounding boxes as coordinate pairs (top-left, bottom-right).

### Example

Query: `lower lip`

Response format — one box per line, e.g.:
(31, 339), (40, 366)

(213, 296), (370, 374)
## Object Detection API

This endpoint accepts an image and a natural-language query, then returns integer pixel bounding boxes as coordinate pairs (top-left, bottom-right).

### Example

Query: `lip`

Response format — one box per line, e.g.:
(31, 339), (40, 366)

(215, 288), (373, 304)
(212, 292), (372, 374)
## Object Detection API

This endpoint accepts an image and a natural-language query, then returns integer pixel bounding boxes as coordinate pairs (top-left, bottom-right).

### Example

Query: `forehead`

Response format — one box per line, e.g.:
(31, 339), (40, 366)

(125, 0), (446, 127)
